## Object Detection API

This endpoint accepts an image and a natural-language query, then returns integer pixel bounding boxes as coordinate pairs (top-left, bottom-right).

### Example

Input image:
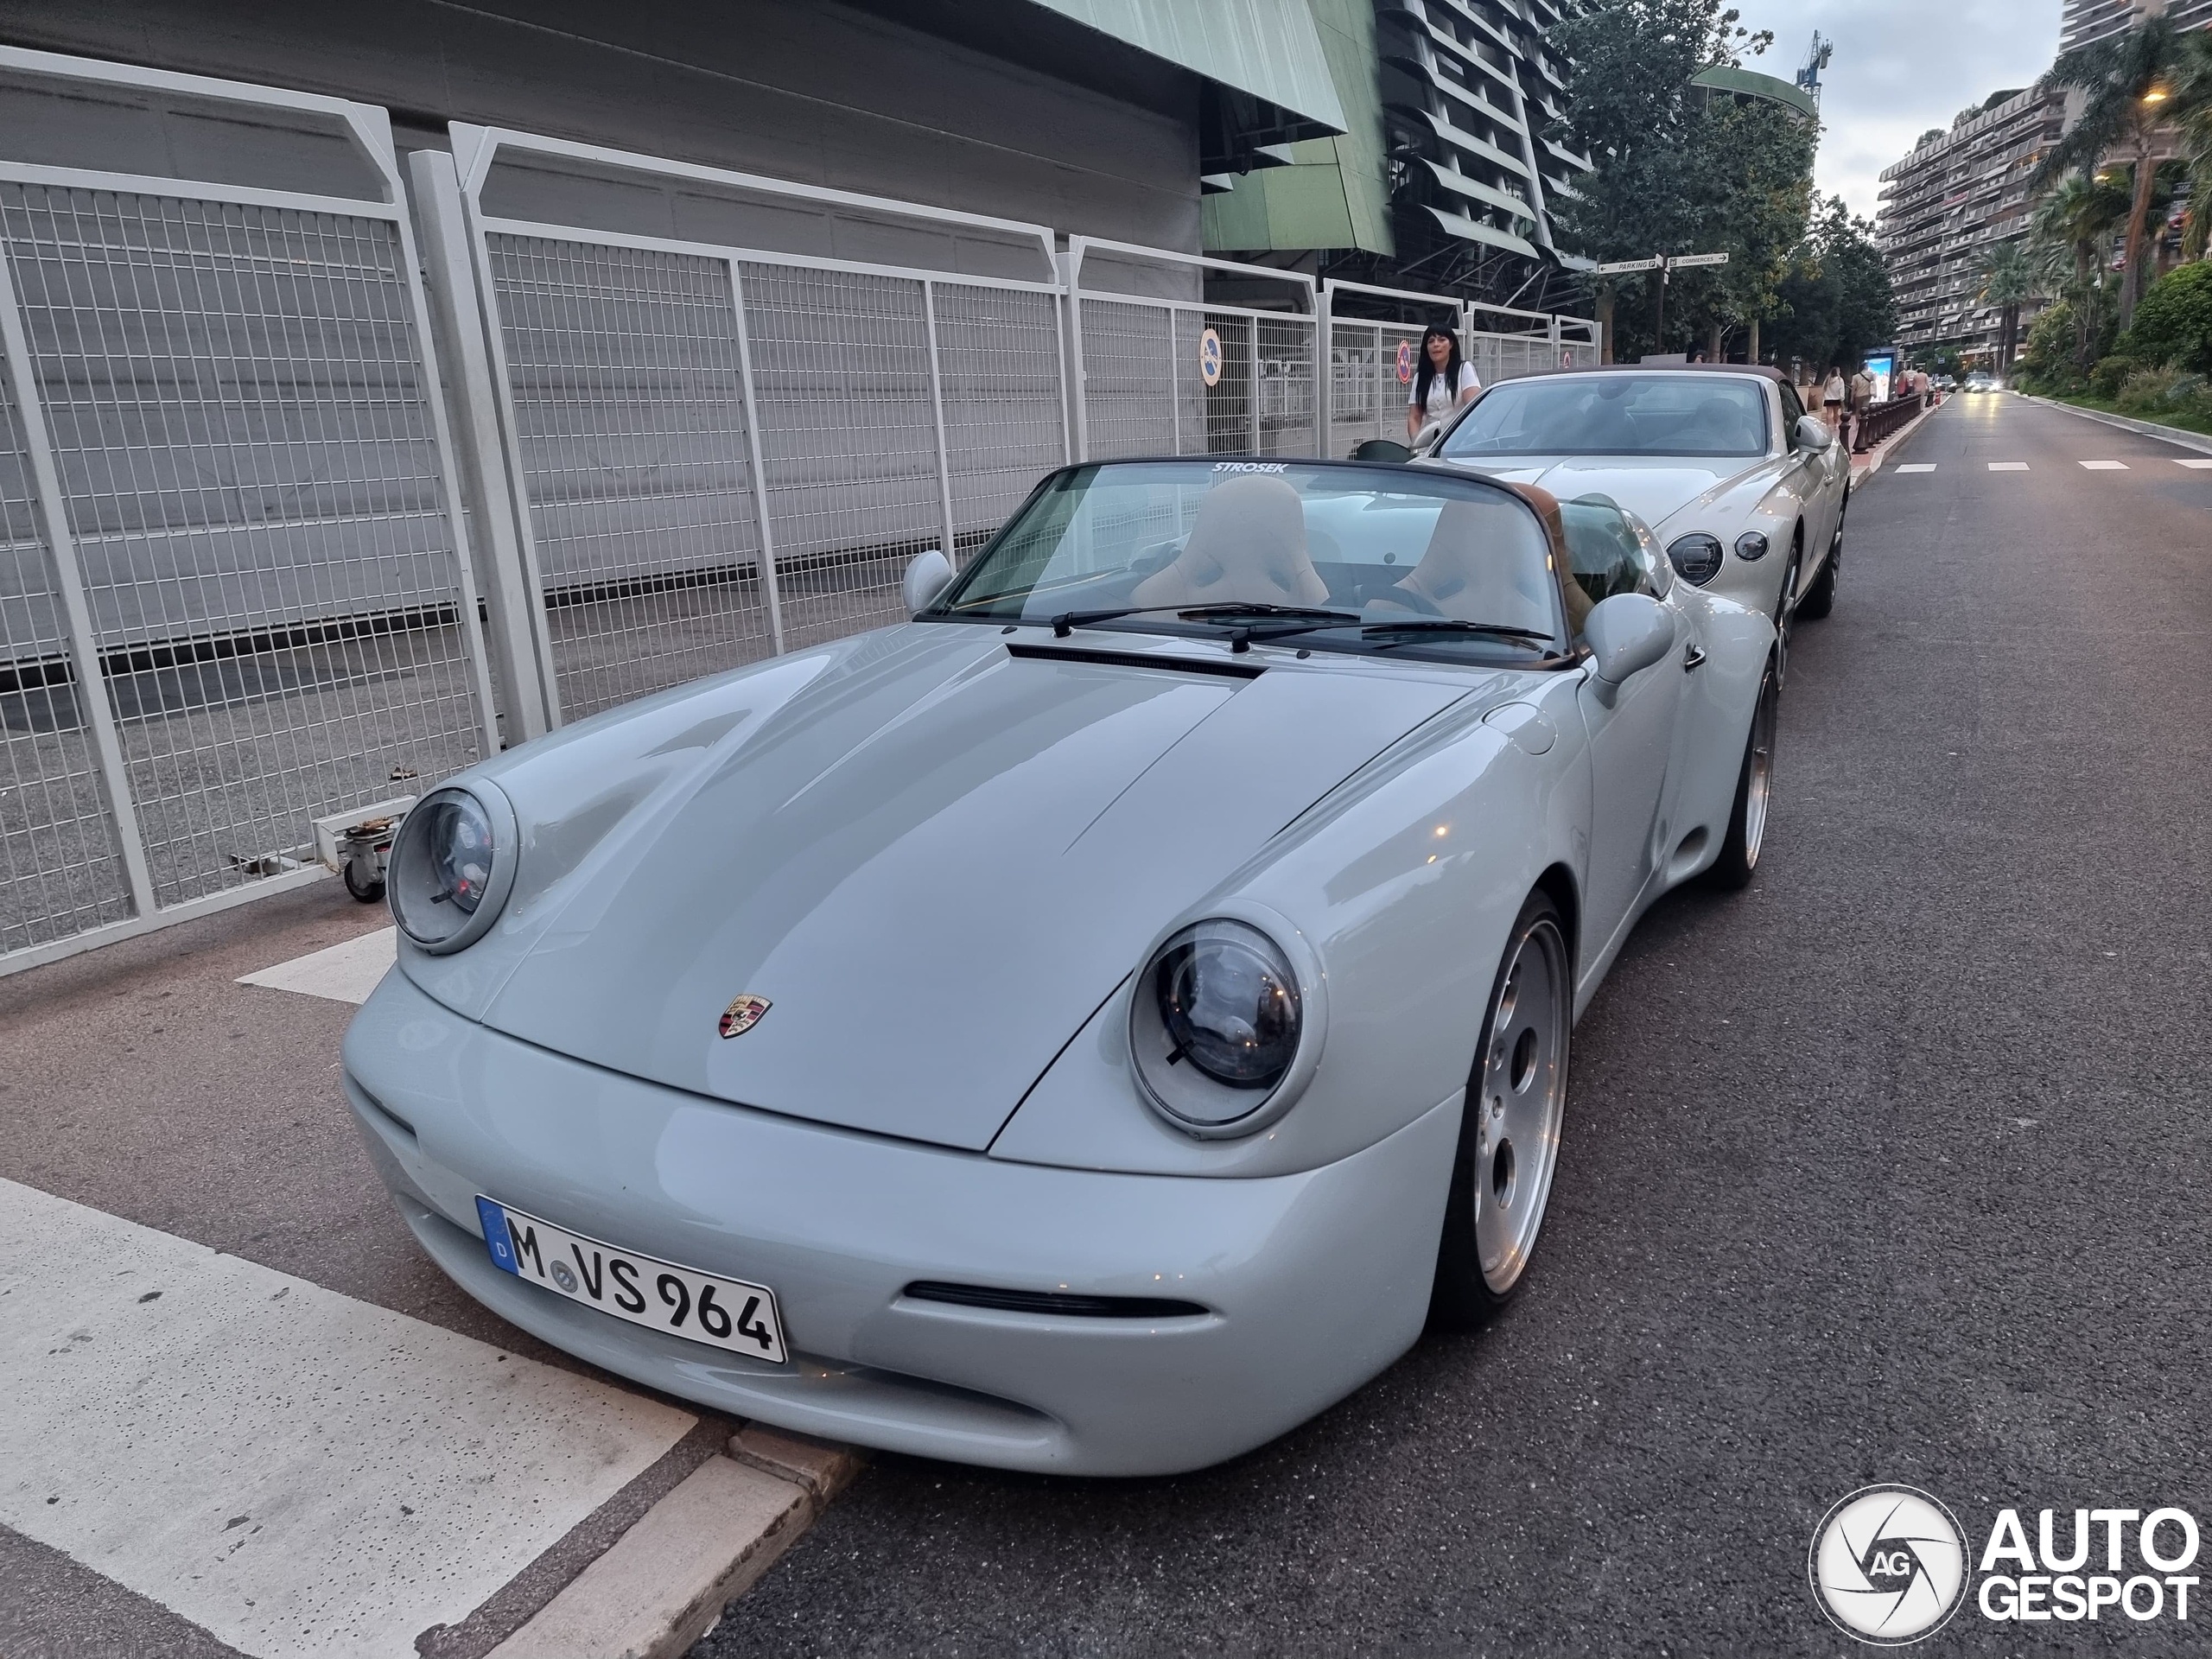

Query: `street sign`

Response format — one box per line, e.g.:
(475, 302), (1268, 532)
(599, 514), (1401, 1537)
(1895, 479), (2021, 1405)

(1198, 327), (1222, 387)
(1595, 257), (1663, 275)
(1669, 251), (1731, 270)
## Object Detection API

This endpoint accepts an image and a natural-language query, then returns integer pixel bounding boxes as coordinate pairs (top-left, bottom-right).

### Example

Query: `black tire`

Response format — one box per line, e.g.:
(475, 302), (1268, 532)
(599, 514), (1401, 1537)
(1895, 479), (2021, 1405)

(1707, 658), (1779, 890)
(343, 857), (385, 904)
(1432, 892), (1572, 1329)
(1799, 496), (1844, 621)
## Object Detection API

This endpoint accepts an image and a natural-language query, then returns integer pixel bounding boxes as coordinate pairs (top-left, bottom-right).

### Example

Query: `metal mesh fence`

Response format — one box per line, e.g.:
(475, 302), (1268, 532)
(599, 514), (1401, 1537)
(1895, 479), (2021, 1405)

(1077, 297), (1180, 460)
(1328, 321), (1426, 456)
(0, 183), (486, 909)
(932, 283), (1065, 556)
(740, 262), (937, 651)
(1471, 332), (1554, 386)
(0, 356), (132, 954)
(486, 234), (773, 721)
(1185, 310), (1255, 455)
(1255, 315), (1316, 458)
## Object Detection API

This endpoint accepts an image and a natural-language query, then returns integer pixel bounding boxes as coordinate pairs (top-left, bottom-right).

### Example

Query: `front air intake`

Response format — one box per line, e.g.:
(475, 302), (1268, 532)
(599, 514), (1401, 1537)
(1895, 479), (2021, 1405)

(903, 1281), (1208, 1319)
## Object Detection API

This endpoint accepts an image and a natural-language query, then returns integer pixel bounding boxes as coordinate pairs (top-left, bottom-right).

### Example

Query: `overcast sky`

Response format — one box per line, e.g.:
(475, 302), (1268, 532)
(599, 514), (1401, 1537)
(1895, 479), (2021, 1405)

(1721, 0), (2066, 223)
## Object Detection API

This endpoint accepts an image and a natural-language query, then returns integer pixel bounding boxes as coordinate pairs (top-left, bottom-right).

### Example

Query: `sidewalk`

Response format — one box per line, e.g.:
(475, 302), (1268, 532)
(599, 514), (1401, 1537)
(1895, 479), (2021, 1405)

(1849, 398), (1942, 483)
(0, 887), (856, 1659)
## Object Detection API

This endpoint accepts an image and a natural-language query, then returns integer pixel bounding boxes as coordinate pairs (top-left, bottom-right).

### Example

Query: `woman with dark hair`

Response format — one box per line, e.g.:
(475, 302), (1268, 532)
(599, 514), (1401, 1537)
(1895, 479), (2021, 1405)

(1406, 325), (1480, 441)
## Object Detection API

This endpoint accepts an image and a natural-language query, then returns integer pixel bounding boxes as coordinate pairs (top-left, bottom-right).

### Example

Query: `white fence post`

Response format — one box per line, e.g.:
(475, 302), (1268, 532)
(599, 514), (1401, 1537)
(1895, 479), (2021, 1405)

(725, 261), (786, 656)
(407, 147), (553, 745)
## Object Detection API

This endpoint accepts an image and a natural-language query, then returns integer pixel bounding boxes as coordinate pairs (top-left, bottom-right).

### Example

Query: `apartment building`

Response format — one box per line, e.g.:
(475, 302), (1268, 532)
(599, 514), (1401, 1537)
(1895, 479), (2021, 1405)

(1875, 86), (2068, 362)
(1204, 0), (1591, 302)
(2062, 0), (2212, 52)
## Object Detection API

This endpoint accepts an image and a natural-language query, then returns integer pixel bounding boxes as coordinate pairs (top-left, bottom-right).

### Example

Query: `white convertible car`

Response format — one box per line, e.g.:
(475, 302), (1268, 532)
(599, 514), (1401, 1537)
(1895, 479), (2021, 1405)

(343, 459), (1779, 1476)
(1426, 365), (1848, 676)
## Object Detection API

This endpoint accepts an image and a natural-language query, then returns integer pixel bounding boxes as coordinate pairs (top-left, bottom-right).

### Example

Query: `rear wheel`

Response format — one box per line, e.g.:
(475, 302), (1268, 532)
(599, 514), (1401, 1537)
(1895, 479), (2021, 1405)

(1800, 496), (1844, 620)
(1707, 658), (1780, 890)
(1432, 893), (1571, 1327)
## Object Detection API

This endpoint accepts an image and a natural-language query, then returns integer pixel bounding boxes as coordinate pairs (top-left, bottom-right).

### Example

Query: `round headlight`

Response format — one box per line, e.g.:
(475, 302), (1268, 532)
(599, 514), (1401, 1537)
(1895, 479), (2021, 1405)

(1734, 531), (1770, 562)
(389, 784), (517, 952)
(1130, 919), (1307, 1135)
(1667, 533), (1724, 585)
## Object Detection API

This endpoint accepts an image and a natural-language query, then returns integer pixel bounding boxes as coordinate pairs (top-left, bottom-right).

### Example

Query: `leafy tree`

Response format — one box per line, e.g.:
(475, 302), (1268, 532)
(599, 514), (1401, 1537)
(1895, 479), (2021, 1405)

(1766, 195), (1897, 375)
(1974, 240), (2042, 373)
(2017, 299), (2078, 387)
(2034, 15), (2201, 327)
(2031, 171), (2130, 370)
(2117, 260), (2212, 372)
(1547, 0), (1808, 360)
(2177, 27), (2212, 258)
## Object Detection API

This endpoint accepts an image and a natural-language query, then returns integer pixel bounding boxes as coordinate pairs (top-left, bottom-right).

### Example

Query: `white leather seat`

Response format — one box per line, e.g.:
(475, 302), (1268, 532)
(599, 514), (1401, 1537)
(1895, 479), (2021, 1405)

(1129, 475), (1331, 610)
(1370, 497), (1556, 634)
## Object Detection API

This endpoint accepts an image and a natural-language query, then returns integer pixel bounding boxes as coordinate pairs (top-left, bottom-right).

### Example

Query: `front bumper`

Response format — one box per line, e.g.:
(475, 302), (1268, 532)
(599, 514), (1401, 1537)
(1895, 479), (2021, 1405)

(341, 971), (1461, 1476)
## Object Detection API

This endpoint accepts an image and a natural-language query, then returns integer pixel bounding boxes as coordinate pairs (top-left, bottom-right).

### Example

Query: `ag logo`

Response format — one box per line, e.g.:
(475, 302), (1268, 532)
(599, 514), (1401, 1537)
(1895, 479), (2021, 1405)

(717, 994), (771, 1039)
(1198, 327), (1223, 387)
(1809, 1484), (1968, 1645)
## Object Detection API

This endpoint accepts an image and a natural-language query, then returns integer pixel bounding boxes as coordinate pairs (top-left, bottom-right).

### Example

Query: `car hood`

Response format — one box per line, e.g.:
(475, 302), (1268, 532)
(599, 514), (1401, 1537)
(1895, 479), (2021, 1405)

(473, 628), (1475, 1150)
(1435, 454), (1754, 529)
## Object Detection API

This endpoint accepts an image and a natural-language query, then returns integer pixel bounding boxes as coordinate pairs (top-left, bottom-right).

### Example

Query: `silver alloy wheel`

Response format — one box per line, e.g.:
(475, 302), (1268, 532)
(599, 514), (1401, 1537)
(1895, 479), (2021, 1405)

(1740, 667), (1779, 869)
(1774, 554), (1801, 680)
(1473, 916), (1570, 1294)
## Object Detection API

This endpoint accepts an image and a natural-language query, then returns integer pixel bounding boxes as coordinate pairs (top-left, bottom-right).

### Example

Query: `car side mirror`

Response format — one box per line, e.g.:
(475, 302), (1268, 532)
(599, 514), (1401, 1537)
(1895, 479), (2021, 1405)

(1583, 593), (1673, 704)
(1351, 438), (1413, 463)
(1795, 415), (1833, 452)
(1412, 419), (1445, 455)
(902, 547), (955, 615)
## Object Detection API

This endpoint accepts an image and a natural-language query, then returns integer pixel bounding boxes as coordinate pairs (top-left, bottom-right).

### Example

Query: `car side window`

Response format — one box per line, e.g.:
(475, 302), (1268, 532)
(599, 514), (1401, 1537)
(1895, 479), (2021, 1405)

(1777, 381), (1807, 438)
(1559, 498), (1656, 632)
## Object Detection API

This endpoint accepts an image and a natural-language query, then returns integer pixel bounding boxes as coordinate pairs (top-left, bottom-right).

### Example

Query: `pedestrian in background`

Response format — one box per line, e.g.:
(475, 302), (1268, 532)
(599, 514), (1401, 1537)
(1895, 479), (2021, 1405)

(1821, 365), (1847, 435)
(1408, 325), (1479, 442)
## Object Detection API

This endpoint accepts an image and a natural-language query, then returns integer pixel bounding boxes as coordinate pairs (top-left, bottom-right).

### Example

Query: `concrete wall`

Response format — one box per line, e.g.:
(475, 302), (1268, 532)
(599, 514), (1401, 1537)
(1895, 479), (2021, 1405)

(0, 0), (1205, 249)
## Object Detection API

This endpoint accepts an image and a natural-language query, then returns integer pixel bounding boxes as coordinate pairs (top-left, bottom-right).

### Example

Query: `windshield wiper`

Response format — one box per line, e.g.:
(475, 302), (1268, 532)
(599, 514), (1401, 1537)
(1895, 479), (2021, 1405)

(1046, 602), (1362, 637)
(1358, 620), (1557, 652)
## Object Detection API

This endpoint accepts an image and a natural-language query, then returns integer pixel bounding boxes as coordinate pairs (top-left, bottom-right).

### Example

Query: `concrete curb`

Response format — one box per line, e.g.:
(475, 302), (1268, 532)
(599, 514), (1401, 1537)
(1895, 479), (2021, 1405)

(2017, 393), (2212, 456)
(486, 1431), (861, 1659)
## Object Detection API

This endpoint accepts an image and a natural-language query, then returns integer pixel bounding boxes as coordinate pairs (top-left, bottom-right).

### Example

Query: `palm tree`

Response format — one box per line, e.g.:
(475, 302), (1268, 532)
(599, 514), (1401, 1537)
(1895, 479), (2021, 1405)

(1975, 240), (2040, 374)
(2177, 27), (2212, 259)
(2034, 14), (2193, 327)
(2031, 173), (2129, 367)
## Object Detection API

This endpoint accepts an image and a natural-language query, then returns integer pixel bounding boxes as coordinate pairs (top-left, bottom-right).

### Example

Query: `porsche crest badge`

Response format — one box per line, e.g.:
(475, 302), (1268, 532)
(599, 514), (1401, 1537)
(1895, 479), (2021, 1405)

(718, 994), (771, 1039)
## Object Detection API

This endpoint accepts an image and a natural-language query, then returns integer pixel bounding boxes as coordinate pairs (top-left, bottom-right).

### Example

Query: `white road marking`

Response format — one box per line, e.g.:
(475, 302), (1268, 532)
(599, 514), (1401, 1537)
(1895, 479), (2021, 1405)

(2178, 459), (2212, 470)
(1893, 464), (1937, 474)
(0, 1178), (693, 1659)
(238, 927), (395, 1005)
(1987, 462), (2031, 472)
(2079, 461), (2129, 470)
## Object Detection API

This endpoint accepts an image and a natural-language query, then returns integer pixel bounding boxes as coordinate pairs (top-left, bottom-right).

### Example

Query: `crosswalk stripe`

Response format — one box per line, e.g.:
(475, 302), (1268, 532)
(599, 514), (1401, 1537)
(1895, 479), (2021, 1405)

(1893, 464), (1936, 474)
(2178, 459), (2212, 470)
(237, 927), (394, 1005)
(2079, 461), (2129, 470)
(1987, 462), (2031, 472)
(0, 1177), (693, 1658)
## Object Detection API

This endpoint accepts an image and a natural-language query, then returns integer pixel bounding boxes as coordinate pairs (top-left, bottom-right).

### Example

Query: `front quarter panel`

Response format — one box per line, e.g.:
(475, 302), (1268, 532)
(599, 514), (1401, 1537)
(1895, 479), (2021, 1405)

(989, 677), (1590, 1178)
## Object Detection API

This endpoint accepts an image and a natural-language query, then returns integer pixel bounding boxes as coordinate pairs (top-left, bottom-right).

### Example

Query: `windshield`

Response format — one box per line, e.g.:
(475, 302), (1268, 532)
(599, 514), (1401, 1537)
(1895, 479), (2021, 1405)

(1439, 372), (1773, 459)
(926, 461), (1571, 664)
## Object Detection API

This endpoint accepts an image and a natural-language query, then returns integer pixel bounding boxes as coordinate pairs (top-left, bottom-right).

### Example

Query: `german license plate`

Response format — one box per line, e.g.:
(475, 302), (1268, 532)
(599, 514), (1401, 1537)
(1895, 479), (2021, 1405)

(474, 1197), (786, 1363)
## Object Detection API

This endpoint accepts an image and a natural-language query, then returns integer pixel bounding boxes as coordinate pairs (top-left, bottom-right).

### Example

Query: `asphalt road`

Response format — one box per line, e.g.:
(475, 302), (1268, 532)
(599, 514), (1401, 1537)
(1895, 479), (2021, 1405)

(696, 395), (2212, 1657)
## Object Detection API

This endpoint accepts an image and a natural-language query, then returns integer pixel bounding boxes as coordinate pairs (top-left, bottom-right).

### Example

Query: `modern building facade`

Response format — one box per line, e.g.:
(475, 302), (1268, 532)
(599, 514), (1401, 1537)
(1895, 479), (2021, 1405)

(0, 0), (1349, 256)
(1875, 86), (2068, 363)
(1203, 0), (1590, 307)
(2061, 0), (2212, 53)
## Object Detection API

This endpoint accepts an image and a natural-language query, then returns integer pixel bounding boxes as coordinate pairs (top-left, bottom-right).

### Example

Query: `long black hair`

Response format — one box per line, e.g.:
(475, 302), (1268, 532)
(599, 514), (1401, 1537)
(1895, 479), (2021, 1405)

(1414, 325), (1465, 410)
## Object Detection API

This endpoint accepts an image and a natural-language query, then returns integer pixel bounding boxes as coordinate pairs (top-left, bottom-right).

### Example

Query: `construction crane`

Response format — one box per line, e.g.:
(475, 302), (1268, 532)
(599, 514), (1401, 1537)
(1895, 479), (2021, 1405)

(1796, 32), (1833, 108)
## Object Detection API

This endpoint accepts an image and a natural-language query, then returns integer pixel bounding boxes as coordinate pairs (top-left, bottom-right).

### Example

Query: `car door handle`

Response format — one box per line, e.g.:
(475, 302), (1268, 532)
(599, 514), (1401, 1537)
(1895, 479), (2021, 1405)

(1682, 645), (1707, 671)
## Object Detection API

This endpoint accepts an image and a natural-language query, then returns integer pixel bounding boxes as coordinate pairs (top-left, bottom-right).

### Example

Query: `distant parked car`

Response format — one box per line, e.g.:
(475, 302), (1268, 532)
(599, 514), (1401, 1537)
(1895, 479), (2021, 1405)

(1423, 365), (1847, 677)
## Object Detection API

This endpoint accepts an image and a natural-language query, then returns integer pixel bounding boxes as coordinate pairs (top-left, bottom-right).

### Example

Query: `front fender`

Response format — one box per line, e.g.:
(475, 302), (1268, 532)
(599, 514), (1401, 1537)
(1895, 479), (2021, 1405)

(988, 683), (1590, 1178)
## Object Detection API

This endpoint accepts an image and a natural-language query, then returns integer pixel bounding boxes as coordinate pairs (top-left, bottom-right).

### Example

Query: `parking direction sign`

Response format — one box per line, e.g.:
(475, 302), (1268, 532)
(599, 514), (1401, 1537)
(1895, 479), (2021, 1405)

(1596, 257), (1663, 275)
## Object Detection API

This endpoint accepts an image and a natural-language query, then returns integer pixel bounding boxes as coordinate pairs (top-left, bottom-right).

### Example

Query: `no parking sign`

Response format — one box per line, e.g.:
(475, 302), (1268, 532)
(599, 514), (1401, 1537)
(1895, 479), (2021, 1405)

(1395, 339), (1415, 384)
(1198, 327), (1222, 387)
